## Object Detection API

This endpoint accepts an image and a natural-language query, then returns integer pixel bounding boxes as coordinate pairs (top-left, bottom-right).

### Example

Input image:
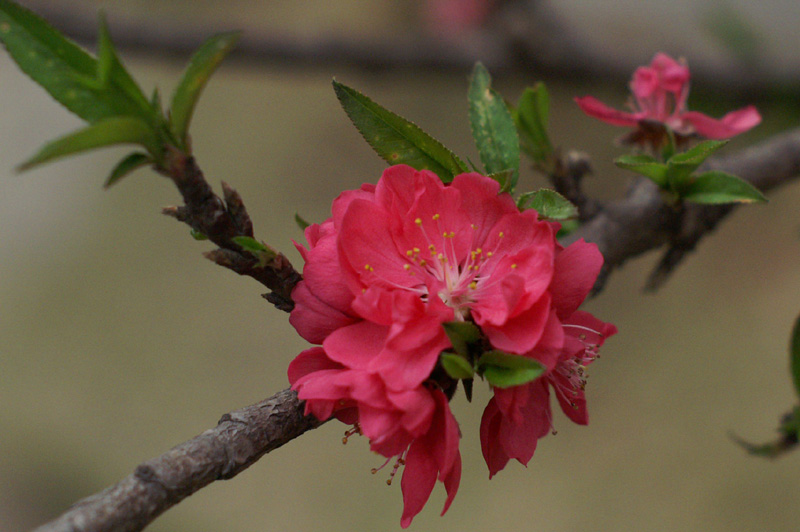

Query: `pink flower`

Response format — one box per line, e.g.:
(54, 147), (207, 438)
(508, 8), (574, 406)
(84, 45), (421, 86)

(575, 53), (760, 144)
(287, 164), (615, 524)
(288, 347), (461, 528)
(480, 312), (617, 477)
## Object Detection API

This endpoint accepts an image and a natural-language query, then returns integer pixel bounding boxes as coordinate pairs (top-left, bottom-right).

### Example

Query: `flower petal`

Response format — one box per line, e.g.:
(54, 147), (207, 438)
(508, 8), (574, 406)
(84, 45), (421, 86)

(574, 96), (641, 127)
(550, 239), (603, 319)
(681, 106), (761, 139)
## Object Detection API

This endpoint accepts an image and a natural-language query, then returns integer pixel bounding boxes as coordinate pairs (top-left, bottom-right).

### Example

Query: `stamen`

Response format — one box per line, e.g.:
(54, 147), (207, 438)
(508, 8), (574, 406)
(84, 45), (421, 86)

(342, 424), (362, 444)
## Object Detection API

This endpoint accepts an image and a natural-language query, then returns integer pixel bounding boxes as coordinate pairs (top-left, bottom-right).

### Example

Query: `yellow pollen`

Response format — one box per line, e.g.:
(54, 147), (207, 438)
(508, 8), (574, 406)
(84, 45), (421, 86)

(498, 231), (504, 238)
(419, 259), (427, 266)
(469, 281), (478, 289)
(406, 249), (414, 256)
(475, 248), (482, 254)
(415, 218), (422, 225)
(432, 213), (440, 220)
(364, 264), (374, 272)
(511, 263), (517, 269)
(487, 251), (494, 257)
(471, 224), (477, 229)
(413, 247), (420, 253)
(403, 264), (411, 270)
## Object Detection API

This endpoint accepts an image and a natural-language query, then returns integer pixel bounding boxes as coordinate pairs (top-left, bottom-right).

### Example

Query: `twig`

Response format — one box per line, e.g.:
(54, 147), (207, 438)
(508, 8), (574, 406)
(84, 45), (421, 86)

(32, 389), (324, 532)
(159, 148), (302, 311)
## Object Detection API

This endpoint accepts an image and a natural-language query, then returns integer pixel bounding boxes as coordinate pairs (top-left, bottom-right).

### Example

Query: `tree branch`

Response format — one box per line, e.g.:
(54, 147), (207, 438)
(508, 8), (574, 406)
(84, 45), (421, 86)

(32, 389), (324, 532)
(564, 127), (800, 291)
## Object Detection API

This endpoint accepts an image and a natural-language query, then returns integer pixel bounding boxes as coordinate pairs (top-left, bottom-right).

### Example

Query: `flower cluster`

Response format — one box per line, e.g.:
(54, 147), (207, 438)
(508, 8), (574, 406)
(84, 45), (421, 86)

(288, 164), (615, 527)
(575, 53), (761, 148)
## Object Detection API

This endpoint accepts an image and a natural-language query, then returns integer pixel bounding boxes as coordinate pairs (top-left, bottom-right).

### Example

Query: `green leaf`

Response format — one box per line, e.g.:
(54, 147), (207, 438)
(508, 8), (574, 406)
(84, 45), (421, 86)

(518, 189), (578, 220)
(169, 31), (241, 148)
(514, 83), (553, 163)
(104, 152), (151, 188)
(468, 63), (520, 192)
(18, 116), (158, 171)
(190, 229), (209, 241)
(442, 321), (481, 358)
(332, 81), (468, 182)
(668, 140), (729, 173)
(487, 169), (515, 192)
(440, 352), (475, 380)
(0, 2), (151, 123)
(679, 170), (767, 204)
(231, 235), (268, 253)
(615, 154), (669, 187)
(478, 350), (545, 389)
(232, 236), (277, 267)
(295, 213), (311, 231)
(790, 313), (800, 399)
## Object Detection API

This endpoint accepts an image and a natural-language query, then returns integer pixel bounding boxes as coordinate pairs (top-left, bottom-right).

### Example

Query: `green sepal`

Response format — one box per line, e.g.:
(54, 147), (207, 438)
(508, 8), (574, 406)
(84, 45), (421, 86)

(332, 80), (468, 182)
(679, 170), (767, 204)
(478, 350), (545, 389)
(190, 229), (209, 241)
(517, 189), (578, 220)
(169, 31), (241, 149)
(18, 116), (158, 171)
(440, 352), (475, 380)
(615, 154), (669, 187)
(295, 213), (311, 231)
(514, 83), (553, 163)
(104, 152), (151, 188)
(0, 2), (151, 123)
(468, 63), (520, 192)
(790, 313), (800, 399)
(442, 321), (481, 358)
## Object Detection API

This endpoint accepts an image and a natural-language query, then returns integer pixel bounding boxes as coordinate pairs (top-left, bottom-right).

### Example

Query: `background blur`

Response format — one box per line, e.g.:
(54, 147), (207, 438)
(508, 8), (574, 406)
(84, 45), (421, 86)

(2, 1), (800, 531)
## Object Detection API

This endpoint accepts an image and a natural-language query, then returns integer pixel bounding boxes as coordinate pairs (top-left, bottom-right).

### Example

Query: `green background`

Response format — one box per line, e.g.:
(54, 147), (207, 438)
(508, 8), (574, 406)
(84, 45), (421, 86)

(2, 1), (800, 531)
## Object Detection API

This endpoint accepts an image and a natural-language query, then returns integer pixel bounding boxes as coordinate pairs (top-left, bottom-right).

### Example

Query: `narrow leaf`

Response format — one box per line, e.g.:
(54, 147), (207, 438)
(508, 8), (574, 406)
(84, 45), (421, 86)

(0, 2), (150, 122)
(487, 169), (515, 192)
(169, 31), (241, 147)
(231, 236), (268, 253)
(468, 63), (520, 192)
(680, 170), (767, 204)
(518, 189), (578, 220)
(190, 229), (209, 241)
(514, 83), (552, 162)
(790, 313), (800, 399)
(615, 154), (669, 186)
(668, 139), (729, 173)
(333, 81), (468, 182)
(440, 352), (475, 380)
(295, 213), (311, 231)
(19, 117), (158, 171)
(483, 364), (545, 388)
(104, 152), (151, 188)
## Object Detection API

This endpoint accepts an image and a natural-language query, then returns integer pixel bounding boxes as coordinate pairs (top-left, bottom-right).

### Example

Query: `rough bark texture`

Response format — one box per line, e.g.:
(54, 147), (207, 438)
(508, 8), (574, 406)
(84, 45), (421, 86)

(32, 389), (324, 532)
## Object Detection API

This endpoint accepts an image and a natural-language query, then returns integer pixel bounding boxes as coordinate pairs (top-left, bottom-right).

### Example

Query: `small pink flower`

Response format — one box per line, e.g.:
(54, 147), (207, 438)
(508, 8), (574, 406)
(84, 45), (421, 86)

(575, 52), (760, 145)
(480, 312), (617, 477)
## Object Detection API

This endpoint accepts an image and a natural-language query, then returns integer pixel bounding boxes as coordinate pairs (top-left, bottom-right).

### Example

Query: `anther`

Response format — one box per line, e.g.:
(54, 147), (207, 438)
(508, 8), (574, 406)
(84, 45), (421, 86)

(432, 213), (440, 220)
(415, 218), (422, 225)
